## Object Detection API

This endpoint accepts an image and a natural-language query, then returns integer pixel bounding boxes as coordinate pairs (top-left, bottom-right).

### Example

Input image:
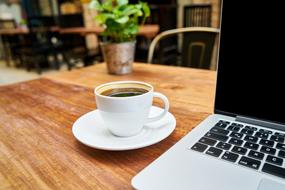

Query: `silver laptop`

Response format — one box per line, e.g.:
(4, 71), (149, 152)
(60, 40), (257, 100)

(132, 1), (285, 190)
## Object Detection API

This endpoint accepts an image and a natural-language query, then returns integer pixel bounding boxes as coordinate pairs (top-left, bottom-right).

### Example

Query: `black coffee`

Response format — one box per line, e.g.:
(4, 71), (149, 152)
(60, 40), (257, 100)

(101, 88), (148, 97)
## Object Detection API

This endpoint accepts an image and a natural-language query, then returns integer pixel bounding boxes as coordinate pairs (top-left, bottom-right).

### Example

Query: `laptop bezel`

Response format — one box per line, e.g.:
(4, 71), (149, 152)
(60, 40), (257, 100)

(213, 1), (285, 127)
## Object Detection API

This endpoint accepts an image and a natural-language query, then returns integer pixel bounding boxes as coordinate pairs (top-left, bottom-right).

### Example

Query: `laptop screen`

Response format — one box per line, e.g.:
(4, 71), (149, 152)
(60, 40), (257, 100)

(215, 1), (285, 125)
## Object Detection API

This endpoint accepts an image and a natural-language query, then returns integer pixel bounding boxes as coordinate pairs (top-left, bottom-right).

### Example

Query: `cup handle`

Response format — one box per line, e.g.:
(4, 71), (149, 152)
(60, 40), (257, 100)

(147, 92), (170, 123)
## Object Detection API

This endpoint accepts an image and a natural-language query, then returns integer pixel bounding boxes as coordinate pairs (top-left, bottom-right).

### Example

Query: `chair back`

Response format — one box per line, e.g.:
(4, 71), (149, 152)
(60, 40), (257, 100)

(0, 19), (16, 29)
(184, 4), (212, 27)
(182, 30), (217, 69)
(27, 16), (57, 44)
(148, 27), (219, 69)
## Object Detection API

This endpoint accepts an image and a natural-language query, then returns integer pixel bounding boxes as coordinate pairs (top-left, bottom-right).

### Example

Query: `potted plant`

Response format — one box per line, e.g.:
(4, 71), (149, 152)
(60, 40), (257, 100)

(89, 0), (150, 75)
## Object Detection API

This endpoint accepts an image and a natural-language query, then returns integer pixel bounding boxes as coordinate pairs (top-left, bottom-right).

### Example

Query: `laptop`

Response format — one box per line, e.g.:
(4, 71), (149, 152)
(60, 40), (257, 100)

(132, 1), (285, 190)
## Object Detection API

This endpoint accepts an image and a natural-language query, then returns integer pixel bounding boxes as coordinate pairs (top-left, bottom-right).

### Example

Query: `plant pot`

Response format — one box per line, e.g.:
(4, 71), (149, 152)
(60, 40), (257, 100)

(101, 41), (136, 75)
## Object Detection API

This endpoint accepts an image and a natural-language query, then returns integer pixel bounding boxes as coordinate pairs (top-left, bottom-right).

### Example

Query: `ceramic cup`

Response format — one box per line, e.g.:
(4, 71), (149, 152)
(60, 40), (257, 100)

(94, 81), (169, 137)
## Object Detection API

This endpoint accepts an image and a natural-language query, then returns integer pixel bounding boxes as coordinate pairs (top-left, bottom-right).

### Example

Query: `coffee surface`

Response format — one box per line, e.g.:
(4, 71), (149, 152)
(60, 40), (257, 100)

(101, 88), (148, 97)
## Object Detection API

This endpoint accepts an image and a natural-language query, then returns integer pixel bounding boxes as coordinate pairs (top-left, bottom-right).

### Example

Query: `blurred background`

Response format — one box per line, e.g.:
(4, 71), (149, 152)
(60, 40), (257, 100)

(0, 0), (221, 84)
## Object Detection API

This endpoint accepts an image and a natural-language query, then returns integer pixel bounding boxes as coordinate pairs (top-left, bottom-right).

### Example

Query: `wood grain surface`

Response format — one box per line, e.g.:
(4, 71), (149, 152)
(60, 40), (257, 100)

(0, 28), (29, 35)
(0, 63), (216, 189)
(58, 25), (159, 38)
(0, 25), (158, 36)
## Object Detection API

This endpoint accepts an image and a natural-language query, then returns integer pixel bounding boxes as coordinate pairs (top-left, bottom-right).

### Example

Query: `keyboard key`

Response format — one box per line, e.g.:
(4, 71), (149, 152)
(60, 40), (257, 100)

(218, 120), (230, 124)
(245, 125), (257, 131)
(276, 143), (285, 151)
(191, 143), (208, 152)
(205, 132), (229, 142)
(266, 155), (283, 166)
(216, 142), (232, 150)
(231, 123), (243, 127)
(260, 146), (276, 155)
(275, 132), (285, 138)
(244, 142), (259, 150)
(233, 126), (241, 132)
(244, 135), (258, 143)
(240, 129), (254, 136)
(278, 150), (285, 158)
(229, 138), (243, 146)
(255, 132), (269, 139)
(260, 139), (274, 147)
(232, 146), (247, 155)
(210, 127), (230, 136)
(222, 151), (239, 162)
(259, 129), (273, 134)
(227, 125), (234, 131)
(270, 135), (284, 143)
(215, 121), (228, 129)
(206, 147), (223, 157)
(248, 150), (264, 160)
(230, 132), (243, 139)
(262, 163), (285, 179)
(199, 137), (217, 146)
(239, 156), (261, 170)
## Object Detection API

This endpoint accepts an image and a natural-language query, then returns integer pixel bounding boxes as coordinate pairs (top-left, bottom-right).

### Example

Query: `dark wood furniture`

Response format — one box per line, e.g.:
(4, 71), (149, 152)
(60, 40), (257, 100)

(184, 3), (212, 27)
(0, 19), (19, 66)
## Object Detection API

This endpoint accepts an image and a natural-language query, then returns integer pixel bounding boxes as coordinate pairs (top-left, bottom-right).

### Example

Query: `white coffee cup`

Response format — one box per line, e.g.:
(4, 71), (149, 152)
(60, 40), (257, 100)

(94, 81), (169, 137)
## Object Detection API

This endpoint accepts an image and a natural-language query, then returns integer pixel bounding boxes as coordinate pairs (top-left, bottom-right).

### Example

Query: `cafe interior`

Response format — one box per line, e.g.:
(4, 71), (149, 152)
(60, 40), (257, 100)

(0, 0), (229, 189)
(0, 0), (221, 84)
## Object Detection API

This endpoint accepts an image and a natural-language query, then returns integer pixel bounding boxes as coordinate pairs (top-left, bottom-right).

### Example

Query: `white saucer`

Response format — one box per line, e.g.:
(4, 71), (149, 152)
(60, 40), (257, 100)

(72, 106), (176, 151)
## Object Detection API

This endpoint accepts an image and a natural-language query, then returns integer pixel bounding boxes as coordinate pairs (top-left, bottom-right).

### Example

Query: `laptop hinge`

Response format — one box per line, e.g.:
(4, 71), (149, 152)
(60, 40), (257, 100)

(236, 116), (285, 132)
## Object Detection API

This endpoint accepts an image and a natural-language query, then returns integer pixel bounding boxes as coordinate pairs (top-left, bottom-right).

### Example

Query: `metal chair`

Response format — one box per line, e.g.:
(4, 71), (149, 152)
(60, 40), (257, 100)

(147, 27), (219, 69)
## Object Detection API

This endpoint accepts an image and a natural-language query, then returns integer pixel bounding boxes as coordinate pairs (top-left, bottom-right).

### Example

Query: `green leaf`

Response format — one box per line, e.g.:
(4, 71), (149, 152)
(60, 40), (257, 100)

(91, 0), (150, 42)
(121, 6), (138, 16)
(115, 16), (129, 24)
(95, 14), (106, 24)
(88, 0), (103, 11)
(113, 7), (121, 16)
(123, 23), (138, 35)
(141, 2), (150, 17)
(105, 18), (120, 31)
(95, 13), (115, 24)
(102, 0), (113, 12)
(117, 0), (128, 6)
(135, 4), (142, 9)
(135, 10), (143, 17)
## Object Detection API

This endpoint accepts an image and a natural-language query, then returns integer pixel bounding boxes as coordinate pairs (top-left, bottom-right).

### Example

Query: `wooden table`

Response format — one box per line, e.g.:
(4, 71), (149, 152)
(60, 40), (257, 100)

(0, 63), (216, 189)
(0, 25), (159, 37)
(0, 25), (159, 66)
(58, 25), (159, 38)
(0, 28), (29, 35)
(0, 27), (61, 35)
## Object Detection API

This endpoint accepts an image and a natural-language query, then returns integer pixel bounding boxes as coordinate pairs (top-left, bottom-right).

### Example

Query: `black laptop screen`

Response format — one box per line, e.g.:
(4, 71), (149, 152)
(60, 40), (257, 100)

(215, 1), (285, 125)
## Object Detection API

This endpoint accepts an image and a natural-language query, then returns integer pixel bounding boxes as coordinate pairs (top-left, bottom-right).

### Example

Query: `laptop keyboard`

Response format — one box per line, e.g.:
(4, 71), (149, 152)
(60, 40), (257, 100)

(190, 120), (285, 179)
